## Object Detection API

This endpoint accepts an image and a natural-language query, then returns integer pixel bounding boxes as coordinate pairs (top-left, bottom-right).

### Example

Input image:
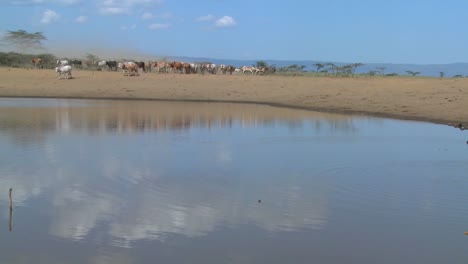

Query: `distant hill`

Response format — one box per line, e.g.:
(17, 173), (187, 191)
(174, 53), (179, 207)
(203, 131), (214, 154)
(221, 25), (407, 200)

(167, 56), (468, 78)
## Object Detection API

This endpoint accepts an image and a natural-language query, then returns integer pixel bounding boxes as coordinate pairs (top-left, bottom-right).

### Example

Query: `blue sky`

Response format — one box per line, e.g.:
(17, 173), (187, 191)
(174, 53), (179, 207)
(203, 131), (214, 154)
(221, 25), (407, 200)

(0, 0), (467, 64)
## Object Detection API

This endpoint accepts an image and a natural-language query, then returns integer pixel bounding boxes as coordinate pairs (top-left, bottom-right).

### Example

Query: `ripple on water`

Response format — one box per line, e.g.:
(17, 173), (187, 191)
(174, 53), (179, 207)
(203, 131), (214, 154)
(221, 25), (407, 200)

(321, 159), (468, 227)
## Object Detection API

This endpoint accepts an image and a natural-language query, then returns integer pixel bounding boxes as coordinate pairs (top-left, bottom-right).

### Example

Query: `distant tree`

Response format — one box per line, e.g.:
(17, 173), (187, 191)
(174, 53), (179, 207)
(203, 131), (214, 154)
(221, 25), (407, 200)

(338, 65), (352, 77)
(440, 72), (444, 78)
(325, 63), (337, 75)
(376, 66), (386, 76)
(256, 60), (267, 68)
(367, 70), (378, 76)
(406, 70), (420, 77)
(453, 74), (463, 78)
(277, 64), (307, 74)
(288, 64), (306, 72)
(1, 30), (46, 52)
(313, 63), (325, 73)
(344, 63), (364, 77)
(85, 53), (99, 63)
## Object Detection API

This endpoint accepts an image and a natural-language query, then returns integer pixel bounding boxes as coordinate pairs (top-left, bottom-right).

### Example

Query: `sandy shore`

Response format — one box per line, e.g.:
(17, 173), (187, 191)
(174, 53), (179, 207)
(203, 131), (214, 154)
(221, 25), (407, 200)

(0, 67), (467, 127)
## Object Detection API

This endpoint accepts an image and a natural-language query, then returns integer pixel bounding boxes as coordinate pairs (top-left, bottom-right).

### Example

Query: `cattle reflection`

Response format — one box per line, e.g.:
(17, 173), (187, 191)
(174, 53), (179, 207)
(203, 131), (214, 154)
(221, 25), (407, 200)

(0, 99), (359, 139)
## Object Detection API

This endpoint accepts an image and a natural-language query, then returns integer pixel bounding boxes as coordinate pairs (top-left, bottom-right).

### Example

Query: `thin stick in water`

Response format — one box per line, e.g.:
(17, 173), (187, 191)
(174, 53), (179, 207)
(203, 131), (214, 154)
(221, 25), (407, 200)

(9, 188), (12, 210)
(9, 188), (13, 232)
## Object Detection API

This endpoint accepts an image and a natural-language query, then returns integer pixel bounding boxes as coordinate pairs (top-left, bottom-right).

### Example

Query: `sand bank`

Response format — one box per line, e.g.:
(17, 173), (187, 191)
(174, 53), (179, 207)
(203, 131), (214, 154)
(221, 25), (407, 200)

(0, 67), (467, 127)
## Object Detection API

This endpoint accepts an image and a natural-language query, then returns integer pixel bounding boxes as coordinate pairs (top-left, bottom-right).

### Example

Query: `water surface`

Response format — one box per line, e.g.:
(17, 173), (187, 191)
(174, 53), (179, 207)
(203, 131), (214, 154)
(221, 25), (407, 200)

(0, 98), (467, 264)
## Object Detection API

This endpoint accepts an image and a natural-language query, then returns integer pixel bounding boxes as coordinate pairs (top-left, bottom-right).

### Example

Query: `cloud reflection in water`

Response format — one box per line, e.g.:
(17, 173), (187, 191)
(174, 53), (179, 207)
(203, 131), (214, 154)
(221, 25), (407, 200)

(0, 98), (359, 248)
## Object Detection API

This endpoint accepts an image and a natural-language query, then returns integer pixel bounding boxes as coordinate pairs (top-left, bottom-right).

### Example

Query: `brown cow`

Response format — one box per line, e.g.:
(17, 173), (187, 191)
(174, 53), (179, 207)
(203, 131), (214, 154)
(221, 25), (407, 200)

(144, 61), (152, 72)
(153, 61), (169, 73)
(135, 61), (146, 73)
(32, 58), (43, 69)
(183, 63), (191, 74)
(227, 65), (235, 75)
(118, 62), (139, 76)
(169, 61), (184, 73)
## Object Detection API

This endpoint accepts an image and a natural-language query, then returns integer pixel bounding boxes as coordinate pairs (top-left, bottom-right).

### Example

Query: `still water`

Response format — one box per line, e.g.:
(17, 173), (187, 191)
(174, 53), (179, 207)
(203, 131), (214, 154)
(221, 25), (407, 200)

(0, 98), (467, 264)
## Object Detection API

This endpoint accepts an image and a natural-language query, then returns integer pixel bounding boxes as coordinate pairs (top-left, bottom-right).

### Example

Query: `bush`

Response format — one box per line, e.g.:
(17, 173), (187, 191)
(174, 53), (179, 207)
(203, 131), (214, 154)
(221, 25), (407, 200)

(0, 52), (57, 69)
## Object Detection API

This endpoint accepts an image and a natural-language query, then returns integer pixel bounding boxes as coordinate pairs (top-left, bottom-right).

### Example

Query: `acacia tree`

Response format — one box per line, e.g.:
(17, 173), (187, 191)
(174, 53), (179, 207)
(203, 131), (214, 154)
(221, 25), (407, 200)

(313, 63), (325, 73)
(345, 63), (364, 77)
(325, 63), (337, 75)
(352, 63), (364, 74)
(376, 66), (386, 76)
(85, 53), (99, 63)
(406, 70), (421, 77)
(256, 60), (267, 68)
(1, 30), (47, 53)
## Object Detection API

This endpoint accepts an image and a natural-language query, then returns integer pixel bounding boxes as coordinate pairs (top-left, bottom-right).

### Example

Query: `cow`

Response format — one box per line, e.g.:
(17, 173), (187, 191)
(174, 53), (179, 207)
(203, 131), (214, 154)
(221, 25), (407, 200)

(55, 65), (72, 79)
(97, 60), (107, 71)
(241, 66), (255, 74)
(219, 64), (227, 74)
(31, 58), (43, 69)
(208, 63), (216, 74)
(255, 67), (266, 75)
(70, 60), (82, 68)
(97, 60), (117, 71)
(118, 62), (139, 76)
(226, 65), (235, 75)
(106, 61), (118, 71)
(169, 61), (184, 73)
(183, 63), (191, 74)
(152, 61), (168, 73)
(145, 61), (152, 72)
(201, 63), (216, 74)
(190, 63), (201, 74)
(135, 61), (146, 73)
(57, 60), (69, 66)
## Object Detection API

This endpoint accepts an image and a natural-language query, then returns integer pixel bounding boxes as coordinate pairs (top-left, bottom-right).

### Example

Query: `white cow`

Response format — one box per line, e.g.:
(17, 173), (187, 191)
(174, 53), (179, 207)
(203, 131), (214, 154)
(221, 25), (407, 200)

(57, 60), (69, 66)
(255, 67), (266, 75)
(241, 66), (255, 74)
(55, 65), (72, 79)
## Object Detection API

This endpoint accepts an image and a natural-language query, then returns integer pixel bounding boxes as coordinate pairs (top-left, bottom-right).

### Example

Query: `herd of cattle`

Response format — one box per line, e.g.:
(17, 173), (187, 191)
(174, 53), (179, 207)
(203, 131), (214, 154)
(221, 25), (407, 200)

(31, 57), (276, 79)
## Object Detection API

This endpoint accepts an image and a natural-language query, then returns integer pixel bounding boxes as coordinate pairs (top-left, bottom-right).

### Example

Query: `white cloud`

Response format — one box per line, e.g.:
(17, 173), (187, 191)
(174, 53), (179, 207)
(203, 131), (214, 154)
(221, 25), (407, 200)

(11, 0), (81, 5)
(215, 16), (236, 27)
(156, 12), (173, 19)
(75, 15), (87, 23)
(97, 0), (162, 15)
(142, 12), (177, 20)
(120, 24), (136, 30)
(148, 23), (169, 29)
(99, 7), (129, 15)
(11, 0), (45, 3)
(195, 14), (215, 22)
(141, 12), (153, 19)
(54, 0), (80, 4)
(40, 9), (60, 24)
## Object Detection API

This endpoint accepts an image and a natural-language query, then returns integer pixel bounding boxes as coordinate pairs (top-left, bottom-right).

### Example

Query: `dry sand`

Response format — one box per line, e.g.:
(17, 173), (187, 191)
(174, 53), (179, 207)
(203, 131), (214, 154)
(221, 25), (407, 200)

(0, 67), (467, 128)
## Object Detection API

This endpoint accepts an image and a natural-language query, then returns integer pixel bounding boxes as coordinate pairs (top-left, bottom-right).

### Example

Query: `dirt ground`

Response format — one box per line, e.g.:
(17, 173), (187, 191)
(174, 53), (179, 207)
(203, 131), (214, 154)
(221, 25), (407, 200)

(0, 67), (467, 128)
